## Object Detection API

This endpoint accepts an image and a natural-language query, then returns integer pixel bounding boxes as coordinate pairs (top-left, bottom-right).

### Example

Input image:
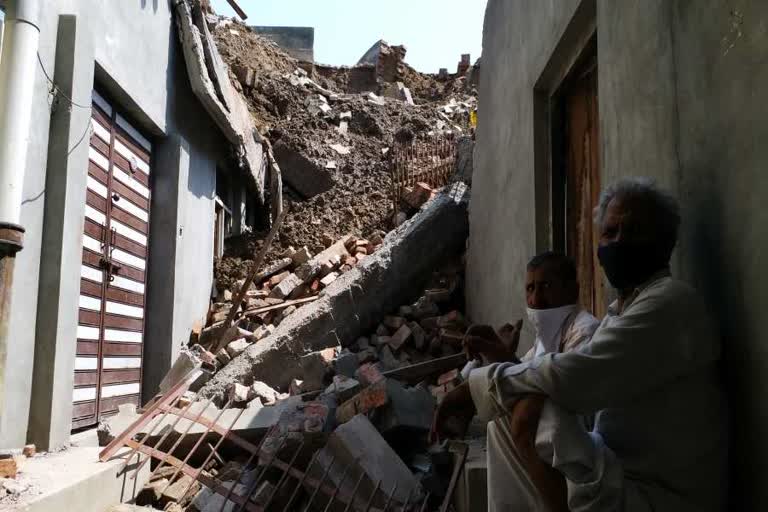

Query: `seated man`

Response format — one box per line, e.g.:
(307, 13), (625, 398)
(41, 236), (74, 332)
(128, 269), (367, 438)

(435, 177), (727, 511)
(462, 251), (599, 366)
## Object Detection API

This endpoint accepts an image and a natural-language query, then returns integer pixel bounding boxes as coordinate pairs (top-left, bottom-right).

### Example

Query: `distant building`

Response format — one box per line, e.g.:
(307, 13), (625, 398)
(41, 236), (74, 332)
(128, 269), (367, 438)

(251, 26), (315, 63)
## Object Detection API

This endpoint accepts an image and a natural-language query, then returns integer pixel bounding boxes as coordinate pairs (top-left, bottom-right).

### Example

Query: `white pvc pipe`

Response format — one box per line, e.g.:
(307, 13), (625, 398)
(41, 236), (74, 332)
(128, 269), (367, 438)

(0, 0), (40, 226)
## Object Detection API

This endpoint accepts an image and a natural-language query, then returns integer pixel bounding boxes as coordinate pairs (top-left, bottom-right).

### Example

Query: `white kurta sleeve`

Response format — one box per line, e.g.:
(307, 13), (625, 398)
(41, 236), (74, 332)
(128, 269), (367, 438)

(474, 281), (718, 415)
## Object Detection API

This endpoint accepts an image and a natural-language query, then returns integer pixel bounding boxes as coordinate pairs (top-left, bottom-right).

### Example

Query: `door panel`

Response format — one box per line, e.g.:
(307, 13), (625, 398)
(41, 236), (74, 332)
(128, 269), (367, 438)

(72, 90), (152, 430)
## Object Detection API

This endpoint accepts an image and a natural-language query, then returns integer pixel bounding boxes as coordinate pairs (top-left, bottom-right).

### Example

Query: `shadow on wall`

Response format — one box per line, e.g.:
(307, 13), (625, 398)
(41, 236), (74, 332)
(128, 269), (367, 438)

(141, 0), (160, 13)
(682, 171), (748, 508)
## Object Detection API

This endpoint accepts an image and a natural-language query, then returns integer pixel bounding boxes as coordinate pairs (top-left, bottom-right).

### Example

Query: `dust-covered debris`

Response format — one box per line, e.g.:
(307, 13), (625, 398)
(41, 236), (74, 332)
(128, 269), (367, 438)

(208, 19), (476, 290)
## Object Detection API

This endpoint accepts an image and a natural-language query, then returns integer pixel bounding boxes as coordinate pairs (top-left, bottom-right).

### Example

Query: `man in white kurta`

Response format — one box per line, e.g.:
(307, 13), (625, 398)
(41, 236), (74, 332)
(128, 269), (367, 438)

(436, 178), (728, 511)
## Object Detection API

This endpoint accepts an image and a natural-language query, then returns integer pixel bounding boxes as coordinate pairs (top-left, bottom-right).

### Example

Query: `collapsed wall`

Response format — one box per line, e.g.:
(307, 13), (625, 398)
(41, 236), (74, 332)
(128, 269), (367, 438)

(199, 184), (470, 402)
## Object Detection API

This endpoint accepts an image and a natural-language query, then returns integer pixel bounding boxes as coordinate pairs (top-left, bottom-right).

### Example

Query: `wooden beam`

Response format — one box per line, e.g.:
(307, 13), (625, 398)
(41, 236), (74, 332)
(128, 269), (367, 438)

(226, 0), (248, 20)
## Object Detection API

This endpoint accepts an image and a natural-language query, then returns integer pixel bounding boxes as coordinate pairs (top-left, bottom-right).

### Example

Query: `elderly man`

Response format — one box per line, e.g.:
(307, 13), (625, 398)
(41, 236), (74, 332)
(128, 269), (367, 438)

(462, 251), (599, 365)
(435, 177), (727, 511)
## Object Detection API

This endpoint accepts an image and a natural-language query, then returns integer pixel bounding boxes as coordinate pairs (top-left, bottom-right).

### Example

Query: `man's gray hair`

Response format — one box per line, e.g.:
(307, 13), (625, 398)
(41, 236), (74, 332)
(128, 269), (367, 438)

(593, 177), (681, 255)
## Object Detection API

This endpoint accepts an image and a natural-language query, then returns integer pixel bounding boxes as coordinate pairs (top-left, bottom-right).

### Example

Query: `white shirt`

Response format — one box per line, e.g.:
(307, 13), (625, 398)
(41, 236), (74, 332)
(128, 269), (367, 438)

(469, 273), (728, 511)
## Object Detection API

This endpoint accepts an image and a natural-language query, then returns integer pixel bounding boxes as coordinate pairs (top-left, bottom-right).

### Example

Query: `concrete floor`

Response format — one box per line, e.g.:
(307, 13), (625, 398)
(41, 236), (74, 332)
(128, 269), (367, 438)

(3, 429), (149, 512)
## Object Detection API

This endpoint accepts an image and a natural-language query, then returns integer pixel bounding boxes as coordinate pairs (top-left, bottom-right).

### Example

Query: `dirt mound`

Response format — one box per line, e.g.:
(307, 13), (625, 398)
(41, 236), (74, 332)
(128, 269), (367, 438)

(210, 20), (476, 290)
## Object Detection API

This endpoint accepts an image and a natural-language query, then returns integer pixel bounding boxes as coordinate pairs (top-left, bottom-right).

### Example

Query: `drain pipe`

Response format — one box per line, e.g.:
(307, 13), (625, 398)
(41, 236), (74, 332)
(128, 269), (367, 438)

(0, 0), (41, 425)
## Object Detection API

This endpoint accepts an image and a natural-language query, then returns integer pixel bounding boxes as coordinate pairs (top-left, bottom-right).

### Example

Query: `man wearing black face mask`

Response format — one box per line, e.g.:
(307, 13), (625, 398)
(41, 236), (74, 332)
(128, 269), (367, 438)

(433, 177), (727, 512)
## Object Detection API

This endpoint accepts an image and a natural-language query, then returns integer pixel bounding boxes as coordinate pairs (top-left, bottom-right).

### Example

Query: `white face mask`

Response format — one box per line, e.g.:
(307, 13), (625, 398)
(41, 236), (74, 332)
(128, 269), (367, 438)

(526, 304), (578, 354)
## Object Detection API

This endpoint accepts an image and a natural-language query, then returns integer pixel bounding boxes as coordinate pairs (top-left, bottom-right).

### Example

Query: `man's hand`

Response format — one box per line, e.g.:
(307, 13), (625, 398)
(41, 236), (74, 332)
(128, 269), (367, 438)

(430, 381), (476, 443)
(463, 323), (521, 363)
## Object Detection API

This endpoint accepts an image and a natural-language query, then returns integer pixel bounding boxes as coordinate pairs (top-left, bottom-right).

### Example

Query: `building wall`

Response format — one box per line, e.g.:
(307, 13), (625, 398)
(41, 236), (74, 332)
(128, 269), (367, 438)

(1, 0), (232, 449)
(466, 0), (581, 349)
(470, 0), (768, 505)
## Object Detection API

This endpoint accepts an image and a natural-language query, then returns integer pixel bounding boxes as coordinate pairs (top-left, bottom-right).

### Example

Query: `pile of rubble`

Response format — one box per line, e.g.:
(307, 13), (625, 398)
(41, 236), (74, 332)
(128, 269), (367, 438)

(200, 232), (387, 371)
(210, 19), (477, 286)
(101, 252), (471, 511)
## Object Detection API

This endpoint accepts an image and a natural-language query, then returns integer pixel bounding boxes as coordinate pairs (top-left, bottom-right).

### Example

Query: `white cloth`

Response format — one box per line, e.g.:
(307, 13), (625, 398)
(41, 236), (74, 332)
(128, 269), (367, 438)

(527, 304), (579, 354)
(469, 274), (728, 511)
(524, 308), (599, 360)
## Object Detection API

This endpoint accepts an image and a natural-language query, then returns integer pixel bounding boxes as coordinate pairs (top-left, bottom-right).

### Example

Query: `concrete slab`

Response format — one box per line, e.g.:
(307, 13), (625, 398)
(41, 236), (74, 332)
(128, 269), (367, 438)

(3, 444), (149, 512)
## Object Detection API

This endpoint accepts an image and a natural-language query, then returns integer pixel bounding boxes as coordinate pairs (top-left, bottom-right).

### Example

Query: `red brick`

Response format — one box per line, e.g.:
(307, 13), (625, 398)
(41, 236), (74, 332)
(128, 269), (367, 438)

(383, 316), (406, 330)
(335, 379), (388, 423)
(355, 363), (384, 386)
(268, 270), (291, 287)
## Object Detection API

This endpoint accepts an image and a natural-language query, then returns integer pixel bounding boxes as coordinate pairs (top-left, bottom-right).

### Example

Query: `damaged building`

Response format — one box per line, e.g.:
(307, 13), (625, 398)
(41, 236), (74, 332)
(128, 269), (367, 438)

(0, 0), (482, 509)
(0, 0), (268, 453)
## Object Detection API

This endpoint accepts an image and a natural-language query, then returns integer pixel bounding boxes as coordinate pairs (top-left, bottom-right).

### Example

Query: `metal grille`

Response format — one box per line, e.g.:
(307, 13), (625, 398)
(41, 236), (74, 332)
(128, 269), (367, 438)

(389, 135), (457, 221)
(99, 371), (460, 512)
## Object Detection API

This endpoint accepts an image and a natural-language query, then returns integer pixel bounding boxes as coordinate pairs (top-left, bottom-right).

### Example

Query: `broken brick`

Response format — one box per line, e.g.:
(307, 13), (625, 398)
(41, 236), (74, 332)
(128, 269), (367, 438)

(388, 324), (412, 351)
(409, 321), (427, 351)
(269, 273), (303, 299)
(439, 329), (465, 348)
(335, 379), (388, 424)
(320, 271), (339, 287)
(268, 270), (291, 287)
(216, 348), (232, 366)
(228, 382), (251, 403)
(250, 381), (282, 405)
(0, 456), (17, 478)
(226, 338), (251, 358)
(376, 324), (390, 336)
(355, 363), (385, 386)
(291, 246), (312, 266)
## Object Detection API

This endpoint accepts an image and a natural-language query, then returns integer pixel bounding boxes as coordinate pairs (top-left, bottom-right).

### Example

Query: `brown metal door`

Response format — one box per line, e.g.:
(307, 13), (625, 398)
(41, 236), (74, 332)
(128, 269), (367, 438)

(72, 91), (152, 429)
(563, 60), (604, 317)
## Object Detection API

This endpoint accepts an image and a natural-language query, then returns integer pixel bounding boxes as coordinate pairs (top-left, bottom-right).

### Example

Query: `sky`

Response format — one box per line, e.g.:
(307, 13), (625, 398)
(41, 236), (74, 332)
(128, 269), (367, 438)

(210, 0), (488, 73)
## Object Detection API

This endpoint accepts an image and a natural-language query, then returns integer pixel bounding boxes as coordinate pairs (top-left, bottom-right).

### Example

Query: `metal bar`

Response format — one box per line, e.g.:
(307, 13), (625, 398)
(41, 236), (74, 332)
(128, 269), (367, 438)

(131, 395), (197, 479)
(236, 435), (288, 512)
(99, 368), (202, 461)
(262, 440), (306, 510)
(225, 0), (248, 20)
(303, 455), (336, 512)
(126, 440), (264, 512)
(152, 398), (213, 481)
(382, 483), (398, 512)
(400, 489), (414, 512)
(176, 405), (246, 504)
(122, 392), (184, 474)
(217, 427), (276, 512)
(363, 480), (382, 512)
(159, 404), (259, 454)
(343, 470), (367, 512)
(283, 451), (320, 512)
(419, 492), (431, 512)
(161, 399), (233, 496)
(322, 459), (355, 512)
(214, 211), (285, 353)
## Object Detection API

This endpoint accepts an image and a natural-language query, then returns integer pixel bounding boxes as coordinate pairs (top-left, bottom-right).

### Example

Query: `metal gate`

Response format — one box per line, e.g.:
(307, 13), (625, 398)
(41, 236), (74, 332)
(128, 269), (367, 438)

(72, 90), (152, 429)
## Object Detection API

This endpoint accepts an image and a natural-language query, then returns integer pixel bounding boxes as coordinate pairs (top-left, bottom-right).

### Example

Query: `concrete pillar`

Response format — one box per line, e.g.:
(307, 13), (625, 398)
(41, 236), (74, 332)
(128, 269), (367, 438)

(143, 135), (189, 404)
(28, 15), (95, 450)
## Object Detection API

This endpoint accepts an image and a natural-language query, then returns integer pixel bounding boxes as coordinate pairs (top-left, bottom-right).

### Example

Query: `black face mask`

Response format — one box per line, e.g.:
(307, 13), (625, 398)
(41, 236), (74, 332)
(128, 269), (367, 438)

(597, 240), (668, 290)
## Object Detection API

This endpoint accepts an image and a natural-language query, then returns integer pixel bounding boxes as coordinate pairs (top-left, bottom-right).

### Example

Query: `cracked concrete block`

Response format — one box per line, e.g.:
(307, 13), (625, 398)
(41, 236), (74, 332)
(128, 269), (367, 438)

(273, 139), (334, 198)
(199, 188), (469, 403)
(377, 380), (436, 434)
(315, 414), (421, 507)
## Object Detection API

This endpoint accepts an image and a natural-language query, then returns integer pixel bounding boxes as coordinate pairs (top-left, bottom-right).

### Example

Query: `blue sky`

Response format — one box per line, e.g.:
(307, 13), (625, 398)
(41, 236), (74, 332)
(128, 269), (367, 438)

(210, 0), (488, 73)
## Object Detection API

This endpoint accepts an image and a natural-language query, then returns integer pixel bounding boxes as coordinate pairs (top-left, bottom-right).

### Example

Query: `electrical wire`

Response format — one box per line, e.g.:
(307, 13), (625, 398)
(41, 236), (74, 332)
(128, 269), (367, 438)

(36, 51), (91, 109)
